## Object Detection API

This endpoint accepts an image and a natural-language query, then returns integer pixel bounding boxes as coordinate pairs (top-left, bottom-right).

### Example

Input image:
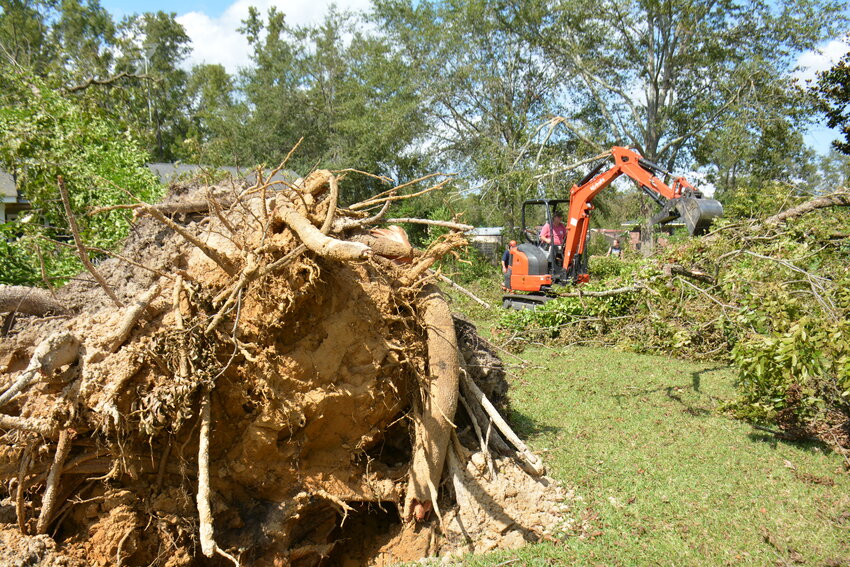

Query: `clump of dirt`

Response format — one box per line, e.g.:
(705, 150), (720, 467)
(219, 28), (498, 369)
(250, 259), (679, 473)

(0, 169), (578, 565)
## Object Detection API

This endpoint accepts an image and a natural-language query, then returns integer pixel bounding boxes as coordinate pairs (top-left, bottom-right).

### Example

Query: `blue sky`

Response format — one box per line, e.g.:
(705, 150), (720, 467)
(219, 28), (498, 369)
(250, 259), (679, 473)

(98, 0), (847, 155)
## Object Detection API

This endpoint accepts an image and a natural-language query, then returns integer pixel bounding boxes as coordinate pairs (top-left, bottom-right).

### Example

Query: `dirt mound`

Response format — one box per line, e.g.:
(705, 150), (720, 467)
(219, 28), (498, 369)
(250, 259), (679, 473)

(0, 170), (576, 565)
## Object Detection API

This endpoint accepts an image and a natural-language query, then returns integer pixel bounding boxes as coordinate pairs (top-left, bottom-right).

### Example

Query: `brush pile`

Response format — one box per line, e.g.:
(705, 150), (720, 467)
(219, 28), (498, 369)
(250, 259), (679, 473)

(0, 169), (575, 565)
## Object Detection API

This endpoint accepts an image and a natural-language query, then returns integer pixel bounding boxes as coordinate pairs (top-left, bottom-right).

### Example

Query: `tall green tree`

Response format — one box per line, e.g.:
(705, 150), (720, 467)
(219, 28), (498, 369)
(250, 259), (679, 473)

(223, 7), (427, 202)
(0, 65), (162, 284)
(814, 39), (850, 155)
(373, 0), (563, 228)
(113, 11), (191, 161)
(509, 0), (846, 170)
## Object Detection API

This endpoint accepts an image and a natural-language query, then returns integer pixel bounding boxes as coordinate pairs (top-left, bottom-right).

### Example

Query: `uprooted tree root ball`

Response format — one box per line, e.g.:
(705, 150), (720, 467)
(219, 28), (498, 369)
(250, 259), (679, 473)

(0, 169), (576, 565)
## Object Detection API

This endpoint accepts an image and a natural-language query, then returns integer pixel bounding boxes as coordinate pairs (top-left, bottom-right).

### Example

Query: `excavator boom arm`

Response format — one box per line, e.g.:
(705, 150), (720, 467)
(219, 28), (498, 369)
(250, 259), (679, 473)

(561, 146), (721, 273)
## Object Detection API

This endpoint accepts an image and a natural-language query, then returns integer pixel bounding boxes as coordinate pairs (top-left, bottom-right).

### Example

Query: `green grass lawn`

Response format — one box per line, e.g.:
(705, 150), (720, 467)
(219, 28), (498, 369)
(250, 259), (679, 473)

(457, 344), (850, 566)
(437, 275), (850, 565)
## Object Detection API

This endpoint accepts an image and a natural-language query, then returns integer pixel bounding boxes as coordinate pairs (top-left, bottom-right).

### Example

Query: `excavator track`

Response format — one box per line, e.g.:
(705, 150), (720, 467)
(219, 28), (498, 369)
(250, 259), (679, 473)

(502, 294), (553, 310)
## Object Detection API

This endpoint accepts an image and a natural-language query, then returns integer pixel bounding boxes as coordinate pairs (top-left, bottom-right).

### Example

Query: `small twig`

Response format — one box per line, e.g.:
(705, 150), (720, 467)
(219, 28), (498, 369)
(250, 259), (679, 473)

(349, 178), (451, 211)
(384, 217), (474, 232)
(437, 273), (492, 308)
(349, 172), (446, 209)
(58, 176), (123, 307)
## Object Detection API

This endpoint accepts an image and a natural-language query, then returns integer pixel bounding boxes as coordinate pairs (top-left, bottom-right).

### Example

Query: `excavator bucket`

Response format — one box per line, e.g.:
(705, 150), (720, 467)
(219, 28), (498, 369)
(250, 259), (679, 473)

(676, 197), (723, 235)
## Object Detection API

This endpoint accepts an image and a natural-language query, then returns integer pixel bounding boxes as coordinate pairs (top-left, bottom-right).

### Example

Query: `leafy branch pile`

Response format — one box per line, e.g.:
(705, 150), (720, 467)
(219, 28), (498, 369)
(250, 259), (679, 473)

(499, 189), (850, 447)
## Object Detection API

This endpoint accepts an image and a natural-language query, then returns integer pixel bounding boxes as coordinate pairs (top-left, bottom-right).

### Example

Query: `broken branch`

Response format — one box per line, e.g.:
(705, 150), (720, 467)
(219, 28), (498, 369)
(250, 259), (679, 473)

(58, 176), (123, 308)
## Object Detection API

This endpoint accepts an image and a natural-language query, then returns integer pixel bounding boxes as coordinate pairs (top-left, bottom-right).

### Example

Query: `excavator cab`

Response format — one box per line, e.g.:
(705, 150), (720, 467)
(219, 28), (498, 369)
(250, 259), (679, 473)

(502, 199), (575, 308)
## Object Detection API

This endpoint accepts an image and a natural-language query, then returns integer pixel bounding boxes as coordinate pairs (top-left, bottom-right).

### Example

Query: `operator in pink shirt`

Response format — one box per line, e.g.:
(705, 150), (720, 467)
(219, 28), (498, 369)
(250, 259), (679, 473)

(539, 211), (567, 246)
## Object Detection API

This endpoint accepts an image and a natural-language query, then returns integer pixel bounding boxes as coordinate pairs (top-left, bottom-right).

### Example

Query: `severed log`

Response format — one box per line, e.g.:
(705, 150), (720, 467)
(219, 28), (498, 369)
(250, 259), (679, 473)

(58, 176), (123, 308)
(460, 371), (545, 476)
(0, 331), (80, 409)
(0, 285), (68, 316)
(404, 285), (460, 522)
(35, 429), (72, 534)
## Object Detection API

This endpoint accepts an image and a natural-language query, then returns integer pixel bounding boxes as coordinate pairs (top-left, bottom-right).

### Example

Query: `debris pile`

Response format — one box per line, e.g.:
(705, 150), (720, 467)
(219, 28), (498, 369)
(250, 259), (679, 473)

(0, 169), (575, 565)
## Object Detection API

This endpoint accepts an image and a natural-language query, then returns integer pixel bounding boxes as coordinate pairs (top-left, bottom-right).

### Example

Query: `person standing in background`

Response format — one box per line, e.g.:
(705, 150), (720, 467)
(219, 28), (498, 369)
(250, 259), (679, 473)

(607, 238), (622, 258)
(502, 240), (517, 290)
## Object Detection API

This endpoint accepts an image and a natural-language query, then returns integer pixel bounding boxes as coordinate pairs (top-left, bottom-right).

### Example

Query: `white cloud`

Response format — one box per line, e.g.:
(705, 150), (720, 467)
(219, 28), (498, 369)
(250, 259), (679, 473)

(177, 0), (371, 74)
(794, 38), (850, 83)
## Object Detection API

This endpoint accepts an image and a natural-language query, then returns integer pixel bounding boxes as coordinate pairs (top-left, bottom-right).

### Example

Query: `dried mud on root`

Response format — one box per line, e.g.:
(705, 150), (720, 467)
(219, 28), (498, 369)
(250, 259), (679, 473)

(0, 170), (577, 565)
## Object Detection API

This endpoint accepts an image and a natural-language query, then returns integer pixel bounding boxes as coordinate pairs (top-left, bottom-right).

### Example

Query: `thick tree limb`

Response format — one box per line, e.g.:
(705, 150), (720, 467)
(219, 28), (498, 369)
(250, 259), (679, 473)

(764, 190), (850, 226)
(0, 285), (67, 316)
(36, 429), (72, 534)
(65, 71), (155, 93)
(58, 176), (123, 308)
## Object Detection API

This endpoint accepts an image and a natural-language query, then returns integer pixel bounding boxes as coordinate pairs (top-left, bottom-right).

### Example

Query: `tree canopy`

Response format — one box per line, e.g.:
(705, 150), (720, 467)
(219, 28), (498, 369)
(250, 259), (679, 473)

(0, 0), (847, 285)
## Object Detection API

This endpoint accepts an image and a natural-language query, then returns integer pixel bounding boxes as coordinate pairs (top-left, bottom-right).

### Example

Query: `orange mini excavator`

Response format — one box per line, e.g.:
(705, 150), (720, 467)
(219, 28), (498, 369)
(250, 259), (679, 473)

(503, 146), (723, 309)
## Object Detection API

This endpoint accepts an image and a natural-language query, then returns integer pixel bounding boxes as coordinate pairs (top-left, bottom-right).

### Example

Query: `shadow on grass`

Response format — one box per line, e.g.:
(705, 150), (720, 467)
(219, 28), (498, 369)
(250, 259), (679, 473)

(509, 409), (560, 438)
(690, 366), (727, 392)
(746, 431), (836, 456)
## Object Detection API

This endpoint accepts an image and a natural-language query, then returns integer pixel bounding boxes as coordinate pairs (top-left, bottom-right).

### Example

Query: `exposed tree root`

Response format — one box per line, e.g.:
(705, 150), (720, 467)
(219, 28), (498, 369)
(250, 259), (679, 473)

(0, 286), (68, 316)
(36, 429), (72, 534)
(0, 331), (80, 409)
(405, 285), (460, 522)
(0, 166), (567, 566)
